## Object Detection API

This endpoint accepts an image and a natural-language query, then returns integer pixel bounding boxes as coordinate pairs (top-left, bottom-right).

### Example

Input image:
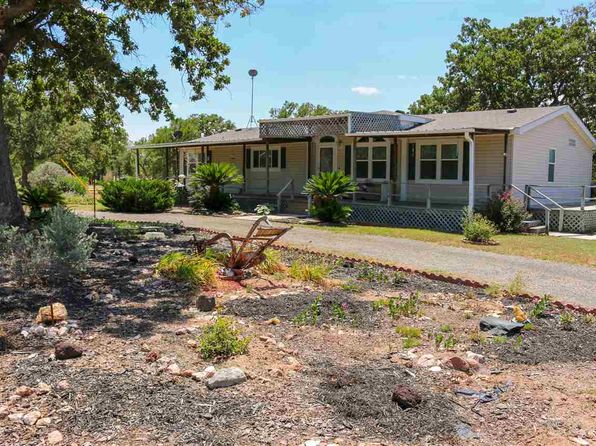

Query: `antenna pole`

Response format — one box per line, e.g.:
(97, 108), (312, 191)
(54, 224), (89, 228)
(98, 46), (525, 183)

(247, 68), (258, 128)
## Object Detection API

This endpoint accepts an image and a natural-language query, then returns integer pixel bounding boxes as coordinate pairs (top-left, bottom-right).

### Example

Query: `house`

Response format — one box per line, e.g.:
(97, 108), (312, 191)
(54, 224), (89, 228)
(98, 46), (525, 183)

(134, 105), (596, 232)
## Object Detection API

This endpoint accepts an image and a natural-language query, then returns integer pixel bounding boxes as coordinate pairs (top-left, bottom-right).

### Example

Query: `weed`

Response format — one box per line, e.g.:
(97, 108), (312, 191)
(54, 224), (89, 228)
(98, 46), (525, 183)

(439, 324), (452, 333)
(492, 336), (508, 344)
(156, 252), (217, 288)
(257, 249), (285, 274)
(402, 337), (422, 349)
(198, 317), (250, 360)
(464, 290), (477, 300)
(387, 293), (420, 319)
(391, 271), (408, 286)
(372, 299), (388, 311)
(507, 272), (526, 296)
(559, 311), (575, 330)
(522, 323), (535, 331)
(582, 314), (595, 325)
(434, 332), (457, 349)
(331, 302), (348, 321)
(469, 330), (487, 344)
(340, 281), (362, 293)
(357, 264), (388, 283)
(395, 325), (422, 338)
(485, 283), (504, 298)
(288, 260), (331, 284)
(529, 295), (551, 319)
(463, 311), (473, 320)
(513, 335), (523, 350)
(293, 296), (323, 326)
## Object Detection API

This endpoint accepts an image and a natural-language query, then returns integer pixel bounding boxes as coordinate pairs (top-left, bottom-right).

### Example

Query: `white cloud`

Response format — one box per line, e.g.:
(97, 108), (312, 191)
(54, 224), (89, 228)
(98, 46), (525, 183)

(396, 75), (419, 80)
(351, 86), (380, 96)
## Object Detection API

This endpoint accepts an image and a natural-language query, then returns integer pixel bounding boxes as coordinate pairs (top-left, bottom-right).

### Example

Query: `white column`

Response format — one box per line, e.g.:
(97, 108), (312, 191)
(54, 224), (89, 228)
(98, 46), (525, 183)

(399, 138), (408, 201)
(466, 132), (475, 214)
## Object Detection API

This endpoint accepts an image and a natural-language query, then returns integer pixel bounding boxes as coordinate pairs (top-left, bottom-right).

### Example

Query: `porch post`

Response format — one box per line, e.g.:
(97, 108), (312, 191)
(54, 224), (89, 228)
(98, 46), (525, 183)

(177, 148), (184, 179)
(135, 148), (140, 178)
(400, 138), (408, 201)
(265, 141), (270, 195)
(164, 147), (169, 179)
(466, 132), (475, 214)
(242, 143), (246, 193)
(502, 133), (509, 188)
(351, 137), (357, 181)
(306, 138), (311, 179)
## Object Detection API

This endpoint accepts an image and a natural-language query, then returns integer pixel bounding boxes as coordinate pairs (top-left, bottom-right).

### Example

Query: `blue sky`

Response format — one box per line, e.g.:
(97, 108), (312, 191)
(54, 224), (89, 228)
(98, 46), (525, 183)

(122, 0), (580, 141)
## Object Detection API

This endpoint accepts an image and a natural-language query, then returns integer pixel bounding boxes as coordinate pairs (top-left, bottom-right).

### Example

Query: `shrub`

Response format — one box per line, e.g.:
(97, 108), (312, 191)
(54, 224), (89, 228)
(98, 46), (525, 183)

(507, 272), (526, 296)
(462, 212), (498, 243)
(56, 176), (87, 196)
(41, 207), (96, 275)
(20, 185), (64, 220)
(29, 161), (69, 189)
(189, 163), (243, 213)
(99, 178), (175, 212)
(198, 317), (250, 360)
(303, 171), (357, 224)
(288, 259), (331, 284)
(254, 204), (273, 216)
(395, 325), (422, 338)
(156, 252), (218, 288)
(257, 249), (285, 274)
(484, 190), (530, 232)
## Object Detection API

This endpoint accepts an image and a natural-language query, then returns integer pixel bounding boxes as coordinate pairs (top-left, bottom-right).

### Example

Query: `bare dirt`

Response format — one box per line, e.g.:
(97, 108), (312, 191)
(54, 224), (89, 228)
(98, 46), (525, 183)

(1, 224), (595, 446)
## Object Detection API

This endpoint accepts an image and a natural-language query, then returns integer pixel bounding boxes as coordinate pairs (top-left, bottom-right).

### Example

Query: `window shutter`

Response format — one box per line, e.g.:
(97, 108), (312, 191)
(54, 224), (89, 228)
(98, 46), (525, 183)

(407, 143), (416, 180)
(281, 147), (287, 169)
(344, 145), (351, 175)
(245, 148), (251, 169)
(463, 141), (470, 181)
(207, 150), (212, 163)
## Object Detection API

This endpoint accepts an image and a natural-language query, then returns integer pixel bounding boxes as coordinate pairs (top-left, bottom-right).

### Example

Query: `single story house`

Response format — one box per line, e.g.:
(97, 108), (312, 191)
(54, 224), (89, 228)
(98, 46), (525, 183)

(134, 105), (596, 232)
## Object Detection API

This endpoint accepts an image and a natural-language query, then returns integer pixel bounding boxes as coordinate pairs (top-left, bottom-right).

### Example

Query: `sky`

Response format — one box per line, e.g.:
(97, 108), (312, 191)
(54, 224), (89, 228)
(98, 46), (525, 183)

(121, 0), (581, 141)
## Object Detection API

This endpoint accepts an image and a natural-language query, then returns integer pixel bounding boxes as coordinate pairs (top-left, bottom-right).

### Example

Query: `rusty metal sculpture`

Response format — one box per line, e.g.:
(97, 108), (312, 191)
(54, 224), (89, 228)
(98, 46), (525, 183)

(192, 216), (290, 270)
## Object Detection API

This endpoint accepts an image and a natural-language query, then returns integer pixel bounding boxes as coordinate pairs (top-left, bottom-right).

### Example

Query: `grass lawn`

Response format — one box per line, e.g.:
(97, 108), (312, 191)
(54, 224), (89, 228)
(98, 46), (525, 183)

(310, 224), (596, 268)
(63, 192), (108, 211)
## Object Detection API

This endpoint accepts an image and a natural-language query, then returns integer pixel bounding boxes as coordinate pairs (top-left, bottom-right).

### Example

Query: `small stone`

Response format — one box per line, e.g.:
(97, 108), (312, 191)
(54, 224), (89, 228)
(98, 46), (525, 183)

(304, 441), (321, 446)
(203, 366), (216, 378)
(0, 406), (8, 419)
(392, 384), (422, 409)
(180, 369), (194, 378)
(264, 317), (281, 325)
(175, 328), (188, 335)
(36, 417), (52, 427)
(21, 330), (30, 338)
(57, 326), (69, 336)
(191, 372), (206, 381)
(195, 295), (216, 312)
(166, 363), (181, 375)
(415, 354), (437, 368)
(8, 395), (21, 404)
(54, 342), (83, 360)
(570, 438), (590, 446)
(187, 340), (198, 348)
(56, 380), (70, 390)
(467, 358), (480, 370)
(32, 325), (47, 337)
(23, 410), (42, 426)
(36, 303), (68, 324)
(37, 382), (51, 395)
(206, 367), (247, 390)
(144, 231), (166, 240)
(140, 343), (151, 352)
(47, 430), (64, 445)
(445, 356), (471, 372)
(145, 350), (160, 363)
(465, 351), (485, 363)
(8, 413), (24, 423)
(429, 366), (442, 373)
(15, 385), (34, 397)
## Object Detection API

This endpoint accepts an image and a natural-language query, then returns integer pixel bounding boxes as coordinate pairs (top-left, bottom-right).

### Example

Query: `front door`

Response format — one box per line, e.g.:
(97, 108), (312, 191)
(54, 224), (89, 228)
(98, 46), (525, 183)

(319, 146), (334, 173)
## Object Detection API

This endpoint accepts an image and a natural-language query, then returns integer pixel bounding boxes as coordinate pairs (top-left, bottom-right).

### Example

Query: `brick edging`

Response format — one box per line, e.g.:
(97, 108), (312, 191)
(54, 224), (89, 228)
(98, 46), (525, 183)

(190, 226), (596, 316)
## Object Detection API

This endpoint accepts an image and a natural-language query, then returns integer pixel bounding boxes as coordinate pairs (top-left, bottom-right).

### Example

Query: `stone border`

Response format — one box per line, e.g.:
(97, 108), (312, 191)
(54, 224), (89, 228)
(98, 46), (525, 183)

(188, 226), (596, 315)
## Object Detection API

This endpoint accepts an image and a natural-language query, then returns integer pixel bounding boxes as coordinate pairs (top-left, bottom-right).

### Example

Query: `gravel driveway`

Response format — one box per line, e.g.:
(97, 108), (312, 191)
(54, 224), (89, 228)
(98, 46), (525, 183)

(78, 210), (596, 308)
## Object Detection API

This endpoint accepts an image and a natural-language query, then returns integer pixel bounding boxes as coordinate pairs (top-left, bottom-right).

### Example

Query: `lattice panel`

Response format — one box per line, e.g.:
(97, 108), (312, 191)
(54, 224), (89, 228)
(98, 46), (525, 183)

(235, 197), (286, 213)
(349, 112), (408, 133)
(348, 203), (464, 232)
(260, 116), (348, 139)
(534, 209), (596, 233)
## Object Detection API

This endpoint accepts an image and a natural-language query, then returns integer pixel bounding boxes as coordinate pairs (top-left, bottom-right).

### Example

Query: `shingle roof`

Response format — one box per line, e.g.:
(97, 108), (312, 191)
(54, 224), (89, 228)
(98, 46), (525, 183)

(193, 127), (261, 144)
(413, 106), (568, 132)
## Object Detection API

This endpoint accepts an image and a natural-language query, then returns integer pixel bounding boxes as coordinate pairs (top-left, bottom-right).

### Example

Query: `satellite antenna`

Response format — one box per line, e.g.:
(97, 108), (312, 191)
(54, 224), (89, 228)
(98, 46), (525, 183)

(246, 68), (258, 128)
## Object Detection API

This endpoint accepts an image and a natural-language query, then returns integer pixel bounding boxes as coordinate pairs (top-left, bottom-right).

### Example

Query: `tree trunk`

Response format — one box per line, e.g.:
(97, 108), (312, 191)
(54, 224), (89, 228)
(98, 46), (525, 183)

(0, 74), (26, 226)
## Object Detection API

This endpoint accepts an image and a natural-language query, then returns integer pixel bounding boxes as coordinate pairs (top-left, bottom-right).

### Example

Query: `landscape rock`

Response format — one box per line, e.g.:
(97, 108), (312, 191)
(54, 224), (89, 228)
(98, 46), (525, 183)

(144, 231), (166, 240)
(479, 317), (524, 336)
(415, 354), (437, 368)
(47, 430), (64, 445)
(23, 410), (42, 426)
(203, 365), (216, 378)
(36, 417), (52, 427)
(466, 351), (485, 363)
(206, 367), (247, 390)
(36, 303), (68, 324)
(391, 384), (422, 409)
(55, 342), (83, 360)
(444, 356), (471, 372)
(37, 382), (52, 395)
(195, 295), (216, 312)
(166, 363), (181, 375)
(429, 366), (442, 373)
(15, 385), (34, 397)
(8, 413), (24, 423)
(56, 380), (70, 390)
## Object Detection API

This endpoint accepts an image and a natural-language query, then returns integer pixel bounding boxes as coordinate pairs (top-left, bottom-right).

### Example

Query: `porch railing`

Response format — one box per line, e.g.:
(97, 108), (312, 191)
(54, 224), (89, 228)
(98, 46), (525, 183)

(277, 178), (295, 212)
(510, 184), (551, 234)
(527, 184), (596, 210)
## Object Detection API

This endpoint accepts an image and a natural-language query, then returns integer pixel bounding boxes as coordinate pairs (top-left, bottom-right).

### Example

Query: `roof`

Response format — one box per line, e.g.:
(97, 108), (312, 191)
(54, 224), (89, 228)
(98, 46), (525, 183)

(194, 127), (261, 144)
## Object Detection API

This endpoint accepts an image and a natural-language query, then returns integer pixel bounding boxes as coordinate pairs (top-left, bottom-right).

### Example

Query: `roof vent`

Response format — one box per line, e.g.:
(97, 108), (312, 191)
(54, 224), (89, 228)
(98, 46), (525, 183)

(394, 109), (405, 114)
(506, 108), (517, 113)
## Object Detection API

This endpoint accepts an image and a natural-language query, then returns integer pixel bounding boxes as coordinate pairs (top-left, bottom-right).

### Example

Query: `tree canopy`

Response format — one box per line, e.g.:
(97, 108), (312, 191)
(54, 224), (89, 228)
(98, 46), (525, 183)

(269, 101), (334, 119)
(408, 4), (595, 133)
(0, 0), (262, 225)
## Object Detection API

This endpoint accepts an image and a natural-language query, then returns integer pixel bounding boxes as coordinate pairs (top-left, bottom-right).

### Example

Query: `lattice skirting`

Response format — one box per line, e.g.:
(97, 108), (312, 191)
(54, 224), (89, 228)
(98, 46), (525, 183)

(235, 196), (286, 213)
(347, 202), (465, 232)
(534, 209), (596, 233)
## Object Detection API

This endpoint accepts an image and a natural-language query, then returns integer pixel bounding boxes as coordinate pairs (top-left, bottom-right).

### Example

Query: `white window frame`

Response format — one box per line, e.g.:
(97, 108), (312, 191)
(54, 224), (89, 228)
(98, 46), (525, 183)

(249, 145), (281, 172)
(186, 152), (200, 177)
(414, 138), (464, 184)
(354, 137), (390, 182)
(316, 136), (338, 174)
(548, 148), (556, 183)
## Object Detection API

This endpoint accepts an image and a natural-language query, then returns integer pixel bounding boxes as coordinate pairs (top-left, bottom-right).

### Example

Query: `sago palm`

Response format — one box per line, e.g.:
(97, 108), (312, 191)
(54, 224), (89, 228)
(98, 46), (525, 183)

(190, 162), (243, 193)
(303, 171), (357, 200)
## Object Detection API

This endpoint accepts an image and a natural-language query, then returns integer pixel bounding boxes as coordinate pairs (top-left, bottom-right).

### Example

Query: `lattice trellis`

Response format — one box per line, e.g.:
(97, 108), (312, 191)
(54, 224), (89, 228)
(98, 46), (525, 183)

(534, 209), (596, 233)
(347, 202), (464, 232)
(349, 112), (411, 133)
(260, 115), (348, 139)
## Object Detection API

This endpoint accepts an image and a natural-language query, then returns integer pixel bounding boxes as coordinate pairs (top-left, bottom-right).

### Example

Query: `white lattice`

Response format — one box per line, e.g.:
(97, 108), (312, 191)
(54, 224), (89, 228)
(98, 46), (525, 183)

(534, 209), (596, 233)
(260, 116), (348, 139)
(349, 112), (407, 133)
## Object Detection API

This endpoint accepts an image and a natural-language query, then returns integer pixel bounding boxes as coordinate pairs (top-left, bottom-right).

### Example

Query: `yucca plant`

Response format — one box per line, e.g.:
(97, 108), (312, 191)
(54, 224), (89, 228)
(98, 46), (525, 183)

(190, 162), (243, 212)
(20, 185), (65, 220)
(303, 171), (357, 224)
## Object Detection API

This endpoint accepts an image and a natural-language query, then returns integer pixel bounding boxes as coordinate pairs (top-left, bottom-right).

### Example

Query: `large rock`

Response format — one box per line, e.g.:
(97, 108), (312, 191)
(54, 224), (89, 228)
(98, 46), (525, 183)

(36, 303), (68, 324)
(144, 232), (166, 240)
(195, 295), (216, 312)
(206, 367), (247, 390)
(479, 317), (524, 336)
(392, 384), (422, 409)
(54, 342), (83, 360)
(444, 356), (470, 372)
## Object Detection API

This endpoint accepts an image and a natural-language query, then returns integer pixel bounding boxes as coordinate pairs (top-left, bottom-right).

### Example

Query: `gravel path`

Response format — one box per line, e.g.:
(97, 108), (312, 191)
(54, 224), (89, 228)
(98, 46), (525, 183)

(79, 210), (596, 308)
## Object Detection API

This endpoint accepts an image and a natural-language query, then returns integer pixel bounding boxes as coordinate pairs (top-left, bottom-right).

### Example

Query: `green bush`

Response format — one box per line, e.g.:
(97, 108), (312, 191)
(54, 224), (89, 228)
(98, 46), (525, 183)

(303, 171), (358, 224)
(189, 163), (243, 213)
(99, 178), (175, 212)
(198, 317), (250, 360)
(29, 161), (69, 189)
(484, 190), (529, 232)
(56, 176), (87, 196)
(20, 185), (65, 220)
(463, 212), (498, 243)
(156, 252), (218, 288)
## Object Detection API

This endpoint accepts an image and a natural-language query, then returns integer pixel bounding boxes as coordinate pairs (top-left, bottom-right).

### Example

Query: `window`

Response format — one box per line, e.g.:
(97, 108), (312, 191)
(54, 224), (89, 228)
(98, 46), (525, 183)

(416, 141), (462, 182)
(186, 152), (200, 176)
(548, 149), (555, 182)
(318, 136), (336, 173)
(353, 138), (389, 181)
(251, 147), (280, 170)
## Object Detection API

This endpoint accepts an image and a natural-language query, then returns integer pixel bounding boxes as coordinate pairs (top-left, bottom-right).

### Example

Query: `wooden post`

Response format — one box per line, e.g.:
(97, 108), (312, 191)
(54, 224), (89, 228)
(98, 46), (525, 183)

(164, 147), (170, 179)
(135, 148), (140, 178)
(306, 138), (311, 178)
(265, 141), (270, 195)
(242, 143), (246, 193)
(400, 138), (408, 202)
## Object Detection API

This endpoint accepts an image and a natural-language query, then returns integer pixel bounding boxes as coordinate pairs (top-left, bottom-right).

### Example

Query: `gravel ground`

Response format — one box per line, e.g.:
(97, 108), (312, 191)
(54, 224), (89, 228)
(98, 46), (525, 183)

(78, 211), (596, 307)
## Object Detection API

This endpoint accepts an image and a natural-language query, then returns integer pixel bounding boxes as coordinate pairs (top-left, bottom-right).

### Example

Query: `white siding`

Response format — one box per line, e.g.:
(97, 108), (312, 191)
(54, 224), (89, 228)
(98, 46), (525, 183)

(512, 115), (593, 205)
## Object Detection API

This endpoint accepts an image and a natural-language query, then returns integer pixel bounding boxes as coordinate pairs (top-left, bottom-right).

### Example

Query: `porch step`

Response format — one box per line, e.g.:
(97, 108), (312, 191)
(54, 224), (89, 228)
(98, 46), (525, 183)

(527, 225), (548, 234)
(522, 219), (543, 228)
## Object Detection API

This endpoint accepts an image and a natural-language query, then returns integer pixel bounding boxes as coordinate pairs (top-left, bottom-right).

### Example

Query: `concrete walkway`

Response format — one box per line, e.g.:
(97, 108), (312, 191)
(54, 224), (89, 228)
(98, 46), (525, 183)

(79, 210), (596, 308)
